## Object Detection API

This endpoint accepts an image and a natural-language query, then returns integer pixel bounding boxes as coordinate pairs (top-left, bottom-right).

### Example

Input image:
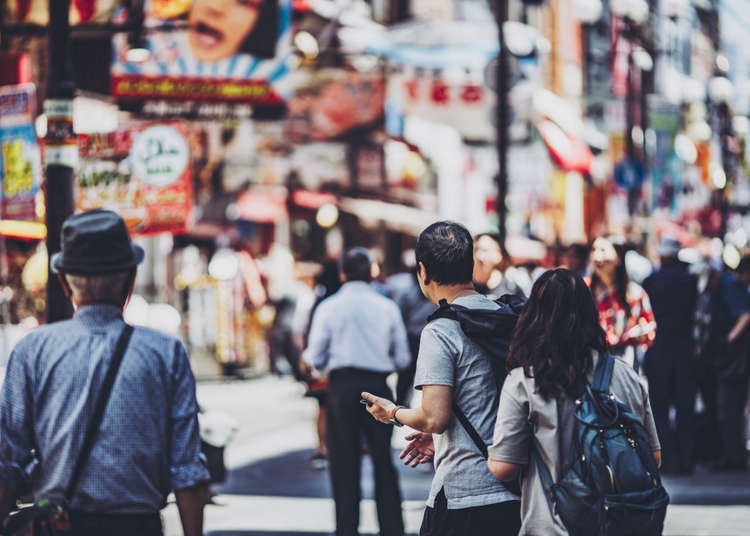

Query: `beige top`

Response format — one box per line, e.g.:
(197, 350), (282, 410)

(488, 353), (661, 536)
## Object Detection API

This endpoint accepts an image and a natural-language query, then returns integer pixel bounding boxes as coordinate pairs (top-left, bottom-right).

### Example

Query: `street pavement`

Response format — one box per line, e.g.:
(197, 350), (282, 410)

(164, 376), (750, 536)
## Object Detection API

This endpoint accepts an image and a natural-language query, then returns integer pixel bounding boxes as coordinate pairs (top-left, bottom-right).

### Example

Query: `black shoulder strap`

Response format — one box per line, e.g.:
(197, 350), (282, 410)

(452, 401), (488, 459)
(63, 324), (134, 506)
(592, 353), (615, 392)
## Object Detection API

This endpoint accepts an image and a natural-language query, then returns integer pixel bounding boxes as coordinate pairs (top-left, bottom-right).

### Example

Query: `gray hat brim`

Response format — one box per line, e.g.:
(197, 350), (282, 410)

(50, 244), (145, 275)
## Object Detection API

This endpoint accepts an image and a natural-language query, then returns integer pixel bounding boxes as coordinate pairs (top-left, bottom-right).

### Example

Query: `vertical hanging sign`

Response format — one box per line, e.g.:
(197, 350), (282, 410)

(0, 83), (43, 221)
(43, 98), (78, 169)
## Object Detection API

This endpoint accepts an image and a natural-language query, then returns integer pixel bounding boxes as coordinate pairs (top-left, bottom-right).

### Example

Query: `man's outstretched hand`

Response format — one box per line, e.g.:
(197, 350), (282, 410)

(399, 432), (435, 467)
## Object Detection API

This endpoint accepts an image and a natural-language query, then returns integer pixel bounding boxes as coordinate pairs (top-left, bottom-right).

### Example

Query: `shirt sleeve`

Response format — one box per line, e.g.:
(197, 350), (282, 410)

(413, 322), (458, 390)
(488, 370), (531, 464)
(302, 301), (331, 371)
(389, 304), (412, 371)
(168, 342), (210, 491)
(0, 341), (35, 494)
(638, 376), (661, 451)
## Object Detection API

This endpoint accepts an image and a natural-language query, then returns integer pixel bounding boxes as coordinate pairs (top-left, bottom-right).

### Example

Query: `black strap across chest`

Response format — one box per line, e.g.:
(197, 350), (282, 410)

(63, 324), (134, 506)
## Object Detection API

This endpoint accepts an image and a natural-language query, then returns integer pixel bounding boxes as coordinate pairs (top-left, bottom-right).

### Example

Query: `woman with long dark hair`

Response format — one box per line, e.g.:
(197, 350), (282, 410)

(589, 237), (655, 366)
(487, 269), (661, 535)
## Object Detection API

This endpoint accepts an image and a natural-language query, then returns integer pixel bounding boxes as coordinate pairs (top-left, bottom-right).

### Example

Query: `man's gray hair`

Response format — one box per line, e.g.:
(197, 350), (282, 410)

(65, 271), (132, 305)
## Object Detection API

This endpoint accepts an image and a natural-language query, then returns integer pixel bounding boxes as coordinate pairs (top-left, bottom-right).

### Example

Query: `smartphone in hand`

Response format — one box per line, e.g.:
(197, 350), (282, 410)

(360, 398), (373, 407)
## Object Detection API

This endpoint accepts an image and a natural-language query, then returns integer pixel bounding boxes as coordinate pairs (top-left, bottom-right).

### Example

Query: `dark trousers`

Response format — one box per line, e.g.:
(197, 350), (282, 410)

(645, 339), (696, 472)
(327, 368), (405, 536)
(62, 512), (163, 536)
(717, 377), (749, 467)
(419, 489), (520, 536)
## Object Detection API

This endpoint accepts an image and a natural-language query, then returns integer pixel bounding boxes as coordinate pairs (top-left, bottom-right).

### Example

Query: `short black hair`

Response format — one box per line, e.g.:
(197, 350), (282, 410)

(342, 247), (373, 283)
(416, 221), (474, 285)
(240, 0), (279, 59)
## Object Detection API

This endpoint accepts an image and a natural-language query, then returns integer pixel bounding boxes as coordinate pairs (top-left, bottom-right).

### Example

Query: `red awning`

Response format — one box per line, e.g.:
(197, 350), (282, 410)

(537, 119), (594, 175)
(235, 190), (288, 223)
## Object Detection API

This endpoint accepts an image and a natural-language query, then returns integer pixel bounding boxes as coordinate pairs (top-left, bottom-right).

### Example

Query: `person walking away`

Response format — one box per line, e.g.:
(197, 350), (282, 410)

(488, 269), (663, 536)
(385, 250), (437, 406)
(473, 233), (525, 299)
(704, 256), (750, 471)
(642, 236), (698, 474)
(0, 210), (209, 536)
(589, 236), (655, 368)
(363, 222), (521, 536)
(296, 261), (341, 470)
(303, 248), (410, 536)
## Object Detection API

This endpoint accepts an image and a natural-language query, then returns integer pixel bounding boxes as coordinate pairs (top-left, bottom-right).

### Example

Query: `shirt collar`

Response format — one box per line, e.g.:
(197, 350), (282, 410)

(340, 281), (372, 292)
(74, 304), (124, 323)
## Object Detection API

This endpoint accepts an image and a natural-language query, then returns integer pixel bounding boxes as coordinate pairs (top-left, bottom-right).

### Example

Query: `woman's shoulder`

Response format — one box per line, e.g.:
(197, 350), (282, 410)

(626, 280), (647, 299)
(609, 355), (648, 395)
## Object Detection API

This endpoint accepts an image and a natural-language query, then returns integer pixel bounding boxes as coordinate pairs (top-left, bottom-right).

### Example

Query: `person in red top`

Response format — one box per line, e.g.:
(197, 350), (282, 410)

(588, 237), (656, 368)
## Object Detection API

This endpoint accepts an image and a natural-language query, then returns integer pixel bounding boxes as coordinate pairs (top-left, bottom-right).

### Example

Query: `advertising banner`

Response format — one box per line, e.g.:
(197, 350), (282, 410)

(111, 0), (292, 106)
(77, 121), (193, 235)
(286, 69), (386, 142)
(0, 84), (42, 221)
(3, 0), (118, 25)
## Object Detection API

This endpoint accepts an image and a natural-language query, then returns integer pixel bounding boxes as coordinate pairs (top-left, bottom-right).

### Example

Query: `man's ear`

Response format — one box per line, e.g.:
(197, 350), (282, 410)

(418, 262), (431, 286)
(57, 273), (73, 303)
(122, 269), (137, 309)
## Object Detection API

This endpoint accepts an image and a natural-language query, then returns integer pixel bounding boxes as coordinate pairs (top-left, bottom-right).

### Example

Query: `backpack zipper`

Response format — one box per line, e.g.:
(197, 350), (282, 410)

(606, 464), (616, 492)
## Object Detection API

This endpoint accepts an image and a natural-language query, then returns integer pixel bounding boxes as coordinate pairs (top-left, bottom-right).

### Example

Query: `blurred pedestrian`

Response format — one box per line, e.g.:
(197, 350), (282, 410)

(385, 250), (437, 406)
(704, 256), (750, 471)
(296, 261), (341, 470)
(642, 237), (698, 474)
(488, 269), (662, 536)
(589, 236), (655, 367)
(303, 248), (410, 536)
(363, 222), (521, 536)
(473, 233), (525, 299)
(0, 210), (209, 536)
(561, 243), (589, 278)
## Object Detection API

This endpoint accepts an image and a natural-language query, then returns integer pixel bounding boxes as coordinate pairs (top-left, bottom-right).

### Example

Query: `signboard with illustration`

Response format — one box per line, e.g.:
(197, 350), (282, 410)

(77, 121), (193, 235)
(111, 0), (292, 106)
(0, 84), (42, 222)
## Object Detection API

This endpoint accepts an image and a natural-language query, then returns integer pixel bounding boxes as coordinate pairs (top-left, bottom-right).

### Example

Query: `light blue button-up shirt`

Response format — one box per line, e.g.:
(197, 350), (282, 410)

(0, 305), (209, 514)
(303, 281), (411, 373)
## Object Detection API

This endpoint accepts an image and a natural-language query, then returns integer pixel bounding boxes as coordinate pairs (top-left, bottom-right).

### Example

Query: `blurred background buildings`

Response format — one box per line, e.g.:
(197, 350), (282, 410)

(0, 0), (749, 374)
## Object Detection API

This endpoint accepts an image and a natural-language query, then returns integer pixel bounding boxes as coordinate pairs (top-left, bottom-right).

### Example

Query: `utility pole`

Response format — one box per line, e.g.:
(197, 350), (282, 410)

(44, 0), (76, 322)
(495, 0), (509, 249)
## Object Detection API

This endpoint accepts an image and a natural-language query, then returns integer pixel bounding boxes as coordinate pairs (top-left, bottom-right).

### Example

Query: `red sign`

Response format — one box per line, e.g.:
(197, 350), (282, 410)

(77, 121), (193, 235)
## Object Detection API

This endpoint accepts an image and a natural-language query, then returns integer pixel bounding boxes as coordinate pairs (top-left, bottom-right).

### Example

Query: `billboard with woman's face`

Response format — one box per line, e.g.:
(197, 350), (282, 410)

(111, 0), (291, 106)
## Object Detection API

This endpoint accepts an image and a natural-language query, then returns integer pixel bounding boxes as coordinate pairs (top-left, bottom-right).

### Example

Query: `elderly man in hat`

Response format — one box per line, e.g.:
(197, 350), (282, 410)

(642, 236), (698, 474)
(0, 209), (209, 536)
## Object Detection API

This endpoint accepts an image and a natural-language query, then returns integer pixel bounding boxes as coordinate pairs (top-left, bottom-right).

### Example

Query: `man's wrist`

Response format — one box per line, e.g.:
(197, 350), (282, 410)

(389, 405), (406, 427)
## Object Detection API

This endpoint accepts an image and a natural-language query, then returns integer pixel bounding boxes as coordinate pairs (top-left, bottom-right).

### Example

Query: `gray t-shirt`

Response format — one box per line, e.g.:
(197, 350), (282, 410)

(414, 294), (519, 509)
(489, 352), (661, 535)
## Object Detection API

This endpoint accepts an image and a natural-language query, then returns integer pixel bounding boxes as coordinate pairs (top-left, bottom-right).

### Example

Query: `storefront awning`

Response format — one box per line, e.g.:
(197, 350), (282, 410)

(235, 190), (288, 223)
(338, 197), (437, 236)
(537, 120), (594, 175)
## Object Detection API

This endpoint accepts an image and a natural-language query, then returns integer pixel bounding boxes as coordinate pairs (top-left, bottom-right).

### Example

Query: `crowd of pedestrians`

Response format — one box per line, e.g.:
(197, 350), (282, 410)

(0, 209), (749, 536)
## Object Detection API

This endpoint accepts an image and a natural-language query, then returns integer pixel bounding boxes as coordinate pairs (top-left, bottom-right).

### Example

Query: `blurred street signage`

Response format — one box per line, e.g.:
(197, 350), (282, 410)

(77, 121), (193, 235)
(0, 83), (42, 222)
(111, 0), (292, 108)
(2, 0), (118, 25)
(285, 69), (385, 142)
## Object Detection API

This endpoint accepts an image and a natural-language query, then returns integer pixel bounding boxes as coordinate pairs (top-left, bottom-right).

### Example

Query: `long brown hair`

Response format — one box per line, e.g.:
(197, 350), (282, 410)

(507, 269), (608, 399)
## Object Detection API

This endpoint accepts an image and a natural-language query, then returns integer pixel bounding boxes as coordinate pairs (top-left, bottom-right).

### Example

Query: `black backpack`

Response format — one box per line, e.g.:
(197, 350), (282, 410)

(531, 353), (669, 536)
(427, 294), (524, 459)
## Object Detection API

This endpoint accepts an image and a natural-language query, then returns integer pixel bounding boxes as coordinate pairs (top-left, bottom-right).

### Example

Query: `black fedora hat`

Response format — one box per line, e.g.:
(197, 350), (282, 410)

(50, 209), (145, 275)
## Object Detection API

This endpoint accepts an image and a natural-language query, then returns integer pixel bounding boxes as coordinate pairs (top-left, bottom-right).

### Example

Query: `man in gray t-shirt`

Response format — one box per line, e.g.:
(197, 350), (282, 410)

(362, 222), (521, 536)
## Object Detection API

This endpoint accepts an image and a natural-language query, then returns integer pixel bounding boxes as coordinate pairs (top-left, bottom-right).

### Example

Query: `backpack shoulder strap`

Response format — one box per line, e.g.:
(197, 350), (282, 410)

(63, 324), (134, 506)
(427, 299), (458, 323)
(452, 401), (488, 458)
(592, 353), (615, 392)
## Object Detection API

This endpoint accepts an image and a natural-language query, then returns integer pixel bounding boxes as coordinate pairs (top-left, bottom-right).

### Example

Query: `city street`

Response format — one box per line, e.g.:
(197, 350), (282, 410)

(164, 376), (750, 536)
